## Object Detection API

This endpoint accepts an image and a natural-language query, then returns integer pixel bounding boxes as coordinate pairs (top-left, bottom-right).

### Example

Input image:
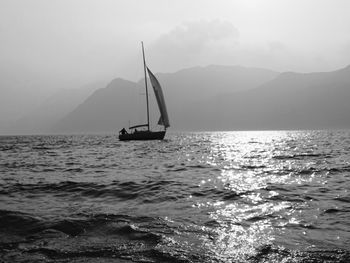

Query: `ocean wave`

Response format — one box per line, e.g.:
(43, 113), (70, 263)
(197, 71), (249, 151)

(0, 210), (44, 235)
(0, 180), (190, 202)
(273, 153), (332, 160)
(249, 244), (350, 263)
(0, 209), (161, 239)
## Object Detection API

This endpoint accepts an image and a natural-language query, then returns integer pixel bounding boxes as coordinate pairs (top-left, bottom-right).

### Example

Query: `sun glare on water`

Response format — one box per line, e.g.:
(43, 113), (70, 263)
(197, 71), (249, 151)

(190, 131), (327, 260)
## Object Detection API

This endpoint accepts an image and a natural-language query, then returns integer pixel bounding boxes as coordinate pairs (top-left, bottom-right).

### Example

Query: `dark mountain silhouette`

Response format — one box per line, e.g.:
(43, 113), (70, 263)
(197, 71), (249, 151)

(180, 65), (350, 130)
(52, 78), (143, 134)
(52, 65), (279, 133)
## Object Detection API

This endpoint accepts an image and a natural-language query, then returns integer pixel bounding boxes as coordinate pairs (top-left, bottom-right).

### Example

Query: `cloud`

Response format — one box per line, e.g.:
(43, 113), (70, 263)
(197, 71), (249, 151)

(148, 20), (239, 71)
(147, 19), (342, 74)
(147, 20), (310, 73)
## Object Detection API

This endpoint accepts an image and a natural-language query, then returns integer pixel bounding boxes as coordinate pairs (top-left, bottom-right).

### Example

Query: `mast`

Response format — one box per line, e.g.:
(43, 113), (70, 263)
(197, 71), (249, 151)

(141, 42), (150, 131)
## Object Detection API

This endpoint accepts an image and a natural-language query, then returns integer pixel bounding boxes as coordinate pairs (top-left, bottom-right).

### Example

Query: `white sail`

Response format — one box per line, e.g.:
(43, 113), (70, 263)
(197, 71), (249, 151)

(147, 67), (170, 128)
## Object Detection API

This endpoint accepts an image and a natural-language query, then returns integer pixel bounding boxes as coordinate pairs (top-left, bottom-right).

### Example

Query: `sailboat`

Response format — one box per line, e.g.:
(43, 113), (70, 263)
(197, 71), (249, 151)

(118, 42), (170, 141)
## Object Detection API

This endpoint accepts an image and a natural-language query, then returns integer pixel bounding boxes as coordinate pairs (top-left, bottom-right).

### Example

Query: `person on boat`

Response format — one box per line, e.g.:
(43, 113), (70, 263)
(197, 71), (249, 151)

(119, 128), (127, 135)
(134, 128), (138, 133)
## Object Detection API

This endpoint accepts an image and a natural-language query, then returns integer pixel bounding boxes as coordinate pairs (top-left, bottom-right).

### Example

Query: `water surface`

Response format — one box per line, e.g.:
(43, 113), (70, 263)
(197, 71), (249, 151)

(1, 131), (350, 262)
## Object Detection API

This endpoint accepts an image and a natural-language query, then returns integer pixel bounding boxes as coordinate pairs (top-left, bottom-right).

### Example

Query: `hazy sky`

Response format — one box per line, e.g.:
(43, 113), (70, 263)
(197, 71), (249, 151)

(1, 0), (350, 124)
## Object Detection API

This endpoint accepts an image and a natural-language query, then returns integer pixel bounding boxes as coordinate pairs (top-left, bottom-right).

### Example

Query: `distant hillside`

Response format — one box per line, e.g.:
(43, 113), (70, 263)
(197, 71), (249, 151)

(52, 79), (142, 134)
(52, 65), (279, 134)
(7, 82), (104, 135)
(153, 65), (279, 101)
(0, 71), (56, 134)
(179, 65), (350, 130)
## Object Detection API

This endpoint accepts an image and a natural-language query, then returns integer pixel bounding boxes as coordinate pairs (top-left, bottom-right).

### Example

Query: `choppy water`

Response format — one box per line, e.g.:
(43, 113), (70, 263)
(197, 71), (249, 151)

(1, 131), (350, 262)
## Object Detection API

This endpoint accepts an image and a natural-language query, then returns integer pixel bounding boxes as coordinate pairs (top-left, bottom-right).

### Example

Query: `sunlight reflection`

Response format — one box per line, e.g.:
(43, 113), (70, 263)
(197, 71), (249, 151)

(193, 131), (327, 260)
(203, 221), (275, 261)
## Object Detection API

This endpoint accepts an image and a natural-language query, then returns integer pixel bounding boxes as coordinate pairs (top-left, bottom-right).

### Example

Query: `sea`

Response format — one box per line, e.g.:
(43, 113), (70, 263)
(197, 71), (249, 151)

(1, 130), (350, 263)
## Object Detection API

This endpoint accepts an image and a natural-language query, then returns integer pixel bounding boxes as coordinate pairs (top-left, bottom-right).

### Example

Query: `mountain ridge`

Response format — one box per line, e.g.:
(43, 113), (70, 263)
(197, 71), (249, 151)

(52, 64), (280, 133)
(182, 64), (350, 131)
(2, 64), (350, 134)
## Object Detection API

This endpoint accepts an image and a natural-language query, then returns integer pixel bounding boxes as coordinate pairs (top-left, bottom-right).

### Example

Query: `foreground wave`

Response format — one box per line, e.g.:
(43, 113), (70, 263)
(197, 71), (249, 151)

(1, 209), (349, 263)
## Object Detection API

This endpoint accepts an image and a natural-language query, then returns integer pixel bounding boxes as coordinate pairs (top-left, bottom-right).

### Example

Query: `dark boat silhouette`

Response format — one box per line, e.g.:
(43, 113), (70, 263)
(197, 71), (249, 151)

(119, 42), (170, 141)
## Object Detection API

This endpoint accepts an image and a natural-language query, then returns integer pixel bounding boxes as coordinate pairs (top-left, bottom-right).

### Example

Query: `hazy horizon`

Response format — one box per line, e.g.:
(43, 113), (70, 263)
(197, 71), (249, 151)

(1, 0), (350, 131)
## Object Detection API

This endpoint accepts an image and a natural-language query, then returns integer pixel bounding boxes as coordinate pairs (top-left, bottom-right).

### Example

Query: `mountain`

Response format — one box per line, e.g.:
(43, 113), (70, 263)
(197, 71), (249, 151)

(153, 65), (279, 101)
(179, 65), (350, 130)
(10, 64), (350, 134)
(53, 65), (278, 133)
(0, 71), (57, 134)
(0, 64), (85, 134)
(7, 82), (104, 135)
(52, 78), (142, 134)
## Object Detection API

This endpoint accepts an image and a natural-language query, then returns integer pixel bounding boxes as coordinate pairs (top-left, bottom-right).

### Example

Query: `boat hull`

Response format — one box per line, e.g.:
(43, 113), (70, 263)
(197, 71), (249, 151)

(119, 131), (166, 141)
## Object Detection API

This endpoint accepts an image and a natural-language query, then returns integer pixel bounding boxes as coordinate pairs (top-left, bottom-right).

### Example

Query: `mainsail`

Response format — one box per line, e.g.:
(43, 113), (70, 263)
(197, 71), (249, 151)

(147, 67), (170, 128)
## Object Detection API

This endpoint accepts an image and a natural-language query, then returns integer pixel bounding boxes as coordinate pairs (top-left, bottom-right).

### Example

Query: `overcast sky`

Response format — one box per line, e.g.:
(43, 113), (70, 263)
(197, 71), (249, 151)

(1, 0), (350, 128)
(1, 0), (350, 85)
